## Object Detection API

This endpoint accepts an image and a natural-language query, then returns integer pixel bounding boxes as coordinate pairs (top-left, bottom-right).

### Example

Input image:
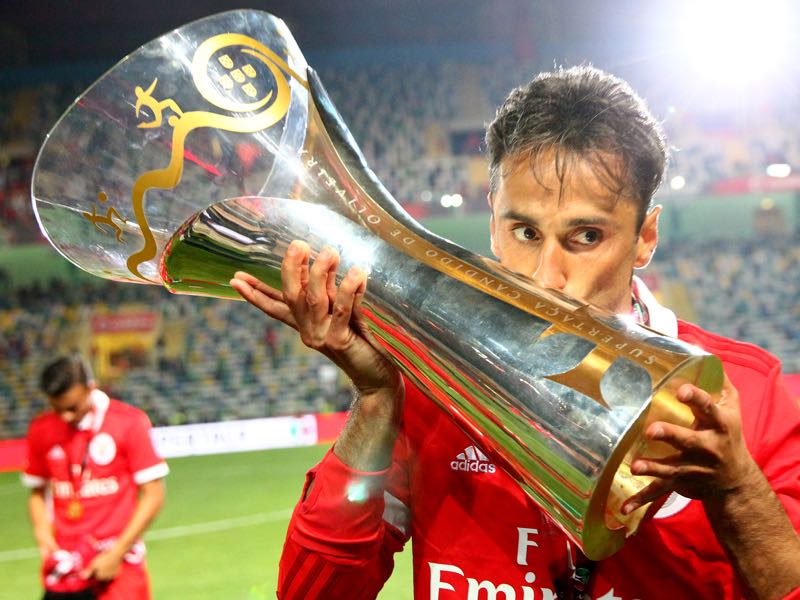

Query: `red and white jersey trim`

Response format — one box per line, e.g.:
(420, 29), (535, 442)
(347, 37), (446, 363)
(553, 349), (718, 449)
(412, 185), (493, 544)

(21, 472), (47, 488)
(76, 389), (111, 432)
(383, 491), (410, 536)
(133, 462), (170, 485)
(632, 275), (678, 337)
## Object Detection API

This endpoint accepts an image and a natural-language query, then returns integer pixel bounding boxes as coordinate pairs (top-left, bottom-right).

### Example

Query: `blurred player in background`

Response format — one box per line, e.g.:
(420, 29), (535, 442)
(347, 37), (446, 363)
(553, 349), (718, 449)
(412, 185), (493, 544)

(22, 354), (168, 599)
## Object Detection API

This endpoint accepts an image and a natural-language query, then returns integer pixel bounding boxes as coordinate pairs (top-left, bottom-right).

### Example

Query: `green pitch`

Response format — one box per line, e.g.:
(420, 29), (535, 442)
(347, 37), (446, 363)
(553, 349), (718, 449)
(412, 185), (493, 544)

(0, 445), (413, 599)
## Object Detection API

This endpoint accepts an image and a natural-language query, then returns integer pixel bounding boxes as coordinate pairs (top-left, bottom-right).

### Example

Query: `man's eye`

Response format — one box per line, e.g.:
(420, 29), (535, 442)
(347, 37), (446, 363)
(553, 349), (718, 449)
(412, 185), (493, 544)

(574, 230), (600, 245)
(512, 226), (537, 241)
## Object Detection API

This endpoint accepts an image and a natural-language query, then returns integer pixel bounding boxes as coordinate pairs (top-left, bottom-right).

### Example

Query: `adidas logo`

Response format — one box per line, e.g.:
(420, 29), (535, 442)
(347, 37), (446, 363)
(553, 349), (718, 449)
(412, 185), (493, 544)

(450, 445), (496, 474)
(47, 445), (66, 460)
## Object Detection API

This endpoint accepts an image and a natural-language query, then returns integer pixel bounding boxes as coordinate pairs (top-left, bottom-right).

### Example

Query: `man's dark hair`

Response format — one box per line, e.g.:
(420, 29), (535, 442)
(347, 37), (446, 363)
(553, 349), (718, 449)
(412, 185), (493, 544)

(485, 65), (667, 228)
(40, 355), (93, 397)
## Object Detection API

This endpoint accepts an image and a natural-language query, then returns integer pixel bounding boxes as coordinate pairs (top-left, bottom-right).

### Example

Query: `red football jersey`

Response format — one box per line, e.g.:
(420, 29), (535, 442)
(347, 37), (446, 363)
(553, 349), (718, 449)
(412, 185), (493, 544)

(23, 390), (169, 545)
(278, 302), (800, 598)
(590, 321), (800, 600)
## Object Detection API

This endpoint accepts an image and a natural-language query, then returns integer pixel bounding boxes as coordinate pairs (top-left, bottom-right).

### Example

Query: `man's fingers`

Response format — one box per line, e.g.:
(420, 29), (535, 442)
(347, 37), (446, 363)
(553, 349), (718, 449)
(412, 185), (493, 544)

(40, 542), (59, 559)
(644, 421), (722, 458)
(326, 256), (339, 306)
(677, 383), (722, 428)
(79, 564), (96, 580)
(329, 267), (367, 343)
(233, 271), (283, 301)
(621, 479), (670, 515)
(307, 247), (339, 325)
(230, 277), (297, 328)
(281, 240), (310, 304)
(631, 453), (717, 480)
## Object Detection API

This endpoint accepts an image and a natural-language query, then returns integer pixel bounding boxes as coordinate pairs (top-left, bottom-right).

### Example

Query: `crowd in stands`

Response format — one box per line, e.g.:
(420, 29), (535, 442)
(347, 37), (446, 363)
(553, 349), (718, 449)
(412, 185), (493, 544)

(651, 235), (800, 375)
(0, 82), (87, 245)
(322, 60), (800, 208)
(2, 60), (800, 236)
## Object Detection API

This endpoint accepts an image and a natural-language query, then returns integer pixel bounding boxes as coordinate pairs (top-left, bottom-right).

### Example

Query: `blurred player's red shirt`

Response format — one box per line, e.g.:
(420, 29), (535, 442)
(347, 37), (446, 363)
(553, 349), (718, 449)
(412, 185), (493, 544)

(23, 389), (168, 594)
(277, 292), (800, 599)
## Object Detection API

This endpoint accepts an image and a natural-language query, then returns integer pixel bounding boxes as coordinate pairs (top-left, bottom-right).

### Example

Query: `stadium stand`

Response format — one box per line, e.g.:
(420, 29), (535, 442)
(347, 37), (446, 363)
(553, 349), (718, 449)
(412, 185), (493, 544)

(0, 281), (354, 438)
(651, 236), (800, 374)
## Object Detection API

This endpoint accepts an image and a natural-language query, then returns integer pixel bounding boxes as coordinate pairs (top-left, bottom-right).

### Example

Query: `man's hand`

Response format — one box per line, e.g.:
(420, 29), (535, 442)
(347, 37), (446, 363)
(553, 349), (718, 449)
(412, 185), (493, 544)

(622, 373), (800, 599)
(29, 488), (60, 559)
(230, 240), (400, 396)
(622, 374), (760, 514)
(231, 240), (404, 471)
(36, 531), (59, 560)
(81, 548), (124, 582)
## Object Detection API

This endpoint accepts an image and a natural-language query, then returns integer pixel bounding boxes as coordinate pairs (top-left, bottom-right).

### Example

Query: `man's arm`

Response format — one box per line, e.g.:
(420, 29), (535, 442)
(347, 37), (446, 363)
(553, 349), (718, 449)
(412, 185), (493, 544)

(231, 241), (405, 472)
(81, 478), (165, 581)
(335, 386), (404, 471)
(278, 448), (409, 600)
(232, 242), (408, 599)
(623, 377), (800, 600)
(28, 487), (59, 559)
(703, 463), (800, 599)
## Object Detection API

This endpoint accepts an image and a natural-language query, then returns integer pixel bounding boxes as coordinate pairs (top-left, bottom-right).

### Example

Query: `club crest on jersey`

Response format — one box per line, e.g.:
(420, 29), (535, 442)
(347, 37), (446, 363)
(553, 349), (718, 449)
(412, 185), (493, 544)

(450, 445), (496, 474)
(89, 433), (116, 466)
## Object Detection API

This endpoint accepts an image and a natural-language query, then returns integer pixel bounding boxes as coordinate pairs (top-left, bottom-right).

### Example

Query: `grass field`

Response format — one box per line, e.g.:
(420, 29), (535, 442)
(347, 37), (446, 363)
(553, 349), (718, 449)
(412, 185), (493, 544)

(0, 445), (413, 599)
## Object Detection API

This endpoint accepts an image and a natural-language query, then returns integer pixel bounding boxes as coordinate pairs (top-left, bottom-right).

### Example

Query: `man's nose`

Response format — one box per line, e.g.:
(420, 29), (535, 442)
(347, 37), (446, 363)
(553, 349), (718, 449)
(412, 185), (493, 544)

(531, 242), (567, 290)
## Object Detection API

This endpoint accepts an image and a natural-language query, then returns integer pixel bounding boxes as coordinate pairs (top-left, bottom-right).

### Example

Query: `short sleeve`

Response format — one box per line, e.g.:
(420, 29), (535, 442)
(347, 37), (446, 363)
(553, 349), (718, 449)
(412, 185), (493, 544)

(740, 364), (800, 530)
(21, 420), (48, 488)
(123, 410), (169, 484)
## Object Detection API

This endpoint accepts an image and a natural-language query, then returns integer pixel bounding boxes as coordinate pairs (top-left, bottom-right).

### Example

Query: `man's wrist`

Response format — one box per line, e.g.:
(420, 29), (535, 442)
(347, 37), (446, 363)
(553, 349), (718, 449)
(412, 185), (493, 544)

(34, 527), (54, 546)
(353, 384), (404, 422)
(703, 456), (765, 513)
(335, 381), (404, 471)
(106, 541), (129, 562)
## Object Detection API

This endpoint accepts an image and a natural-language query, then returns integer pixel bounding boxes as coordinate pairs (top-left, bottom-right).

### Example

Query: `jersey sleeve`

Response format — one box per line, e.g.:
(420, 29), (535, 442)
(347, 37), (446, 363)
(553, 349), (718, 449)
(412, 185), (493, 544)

(743, 363), (800, 530)
(731, 361), (800, 598)
(123, 409), (169, 484)
(784, 585), (800, 600)
(277, 427), (411, 600)
(21, 419), (48, 488)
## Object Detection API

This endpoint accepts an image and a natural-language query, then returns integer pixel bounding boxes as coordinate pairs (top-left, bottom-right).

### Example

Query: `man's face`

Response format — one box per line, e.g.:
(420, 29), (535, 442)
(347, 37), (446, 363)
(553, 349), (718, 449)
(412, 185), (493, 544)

(489, 154), (659, 314)
(49, 383), (94, 426)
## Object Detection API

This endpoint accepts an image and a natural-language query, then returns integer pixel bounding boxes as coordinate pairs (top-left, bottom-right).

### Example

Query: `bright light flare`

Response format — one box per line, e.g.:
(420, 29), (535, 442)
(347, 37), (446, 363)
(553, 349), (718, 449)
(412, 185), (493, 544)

(670, 175), (686, 190)
(679, 0), (795, 87)
(766, 163), (791, 177)
(440, 193), (463, 208)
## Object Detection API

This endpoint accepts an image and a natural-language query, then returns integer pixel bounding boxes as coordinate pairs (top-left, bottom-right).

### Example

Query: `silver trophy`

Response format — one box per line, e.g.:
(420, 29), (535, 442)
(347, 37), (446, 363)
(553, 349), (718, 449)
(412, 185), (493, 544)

(31, 10), (722, 559)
